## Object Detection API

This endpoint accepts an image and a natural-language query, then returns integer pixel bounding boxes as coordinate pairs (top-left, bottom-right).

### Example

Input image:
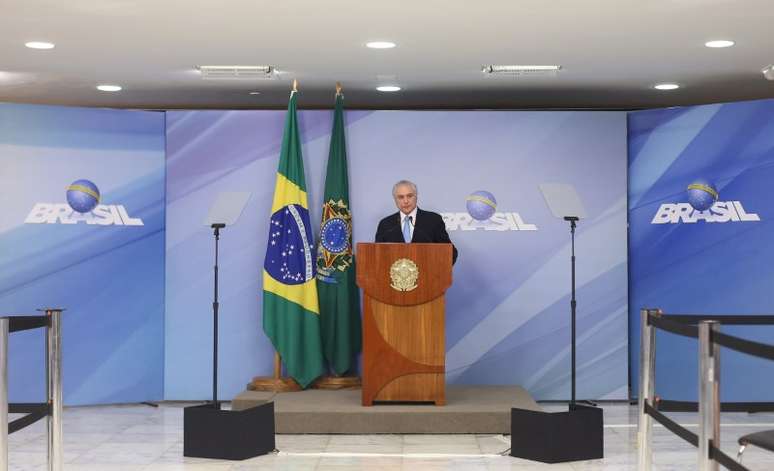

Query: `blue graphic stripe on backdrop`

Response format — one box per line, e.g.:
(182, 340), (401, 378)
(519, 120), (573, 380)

(629, 99), (774, 402)
(446, 198), (627, 385)
(0, 103), (165, 405)
(165, 110), (374, 203)
(0, 172), (164, 296)
(454, 263), (628, 399)
(0, 104), (164, 150)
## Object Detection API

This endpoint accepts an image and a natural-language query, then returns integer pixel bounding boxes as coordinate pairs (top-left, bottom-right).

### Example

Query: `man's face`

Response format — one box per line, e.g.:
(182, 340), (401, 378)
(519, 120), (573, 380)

(393, 184), (417, 215)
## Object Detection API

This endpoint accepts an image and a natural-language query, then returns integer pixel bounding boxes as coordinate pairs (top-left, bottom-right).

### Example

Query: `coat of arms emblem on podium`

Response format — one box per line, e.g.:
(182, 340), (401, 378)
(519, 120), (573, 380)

(389, 258), (419, 291)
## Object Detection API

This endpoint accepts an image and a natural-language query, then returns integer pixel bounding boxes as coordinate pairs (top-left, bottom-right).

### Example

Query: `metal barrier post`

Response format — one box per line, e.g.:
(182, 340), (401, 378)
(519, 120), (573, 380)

(46, 309), (63, 471)
(0, 318), (9, 471)
(637, 308), (657, 471)
(698, 320), (720, 471)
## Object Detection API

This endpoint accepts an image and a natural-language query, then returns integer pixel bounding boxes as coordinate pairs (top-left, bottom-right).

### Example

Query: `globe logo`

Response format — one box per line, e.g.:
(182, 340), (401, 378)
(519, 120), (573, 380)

(686, 181), (718, 212)
(466, 190), (497, 221)
(66, 179), (101, 213)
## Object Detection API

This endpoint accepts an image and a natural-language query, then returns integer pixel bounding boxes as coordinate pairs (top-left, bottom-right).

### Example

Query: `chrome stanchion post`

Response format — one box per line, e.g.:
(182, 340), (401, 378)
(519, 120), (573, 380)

(637, 308), (657, 471)
(0, 318), (9, 471)
(46, 309), (63, 471)
(698, 320), (720, 471)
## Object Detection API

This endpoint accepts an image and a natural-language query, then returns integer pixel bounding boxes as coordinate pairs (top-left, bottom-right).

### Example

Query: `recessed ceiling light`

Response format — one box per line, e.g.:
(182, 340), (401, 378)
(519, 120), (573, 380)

(705, 40), (735, 48)
(249, 91), (261, 95)
(376, 85), (401, 92)
(366, 41), (396, 49)
(97, 84), (122, 92)
(25, 41), (55, 50)
(654, 83), (680, 90)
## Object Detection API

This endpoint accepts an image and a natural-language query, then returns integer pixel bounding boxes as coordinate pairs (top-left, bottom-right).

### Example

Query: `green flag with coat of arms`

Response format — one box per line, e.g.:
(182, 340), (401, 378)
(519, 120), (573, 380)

(316, 92), (361, 375)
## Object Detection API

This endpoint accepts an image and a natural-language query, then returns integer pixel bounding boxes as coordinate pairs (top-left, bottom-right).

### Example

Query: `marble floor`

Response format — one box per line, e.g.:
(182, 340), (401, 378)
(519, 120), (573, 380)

(6, 402), (774, 470)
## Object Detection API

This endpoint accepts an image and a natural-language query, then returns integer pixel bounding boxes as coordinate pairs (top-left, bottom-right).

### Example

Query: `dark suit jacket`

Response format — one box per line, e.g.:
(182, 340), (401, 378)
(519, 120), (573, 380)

(375, 208), (458, 264)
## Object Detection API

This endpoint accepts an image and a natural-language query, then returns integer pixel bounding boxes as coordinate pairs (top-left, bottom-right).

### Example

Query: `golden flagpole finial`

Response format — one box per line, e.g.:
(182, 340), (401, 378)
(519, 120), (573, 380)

(292, 79), (298, 93)
(335, 82), (342, 96)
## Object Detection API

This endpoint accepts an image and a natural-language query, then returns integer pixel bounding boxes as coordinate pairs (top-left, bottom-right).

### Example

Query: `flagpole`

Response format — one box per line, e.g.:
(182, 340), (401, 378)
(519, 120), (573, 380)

(250, 350), (302, 392)
(273, 352), (281, 379)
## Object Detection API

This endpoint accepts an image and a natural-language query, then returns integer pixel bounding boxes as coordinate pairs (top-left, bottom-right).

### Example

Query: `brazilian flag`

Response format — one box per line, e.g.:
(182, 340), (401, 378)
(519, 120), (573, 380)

(316, 92), (362, 375)
(262, 90), (324, 388)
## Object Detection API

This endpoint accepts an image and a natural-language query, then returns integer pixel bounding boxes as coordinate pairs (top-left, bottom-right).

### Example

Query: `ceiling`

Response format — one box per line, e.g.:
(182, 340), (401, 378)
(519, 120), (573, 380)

(1, 0), (773, 110)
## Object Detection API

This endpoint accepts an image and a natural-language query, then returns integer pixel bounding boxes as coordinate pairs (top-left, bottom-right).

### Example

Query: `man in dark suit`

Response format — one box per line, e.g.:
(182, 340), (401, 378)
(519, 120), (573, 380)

(375, 180), (458, 264)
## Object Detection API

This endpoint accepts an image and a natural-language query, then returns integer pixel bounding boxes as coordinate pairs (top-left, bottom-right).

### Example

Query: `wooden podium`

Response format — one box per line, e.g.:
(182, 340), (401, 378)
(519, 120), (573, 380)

(356, 242), (453, 406)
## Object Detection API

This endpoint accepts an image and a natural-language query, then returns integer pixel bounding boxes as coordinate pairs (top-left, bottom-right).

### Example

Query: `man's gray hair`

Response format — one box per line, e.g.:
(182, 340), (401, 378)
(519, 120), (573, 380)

(392, 180), (418, 196)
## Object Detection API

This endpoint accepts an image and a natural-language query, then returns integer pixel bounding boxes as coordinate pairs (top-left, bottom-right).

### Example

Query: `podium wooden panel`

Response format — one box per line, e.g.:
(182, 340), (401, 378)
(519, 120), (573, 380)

(356, 243), (452, 406)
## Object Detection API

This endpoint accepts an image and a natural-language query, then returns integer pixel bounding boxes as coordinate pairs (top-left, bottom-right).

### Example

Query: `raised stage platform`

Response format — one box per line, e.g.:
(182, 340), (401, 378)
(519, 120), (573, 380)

(232, 385), (539, 434)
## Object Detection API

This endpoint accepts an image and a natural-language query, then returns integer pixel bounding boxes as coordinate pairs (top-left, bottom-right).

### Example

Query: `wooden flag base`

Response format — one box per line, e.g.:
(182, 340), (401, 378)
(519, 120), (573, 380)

(248, 376), (301, 392)
(247, 352), (301, 392)
(247, 352), (361, 391)
(312, 375), (361, 390)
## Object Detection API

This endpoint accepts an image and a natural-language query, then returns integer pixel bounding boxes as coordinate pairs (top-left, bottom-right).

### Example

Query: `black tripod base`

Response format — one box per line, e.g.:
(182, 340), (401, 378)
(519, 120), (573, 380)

(510, 404), (603, 463)
(184, 402), (275, 460)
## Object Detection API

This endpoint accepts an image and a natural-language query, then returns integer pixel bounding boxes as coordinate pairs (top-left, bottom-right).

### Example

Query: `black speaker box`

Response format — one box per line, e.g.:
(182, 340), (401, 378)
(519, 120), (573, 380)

(184, 402), (275, 460)
(510, 404), (603, 463)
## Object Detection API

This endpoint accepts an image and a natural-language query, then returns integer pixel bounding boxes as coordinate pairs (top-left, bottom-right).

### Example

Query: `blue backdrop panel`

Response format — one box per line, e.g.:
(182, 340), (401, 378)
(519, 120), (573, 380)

(165, 109), (628, 401)
(629, 99), (774, 401)
(0, 104), (165, 405)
